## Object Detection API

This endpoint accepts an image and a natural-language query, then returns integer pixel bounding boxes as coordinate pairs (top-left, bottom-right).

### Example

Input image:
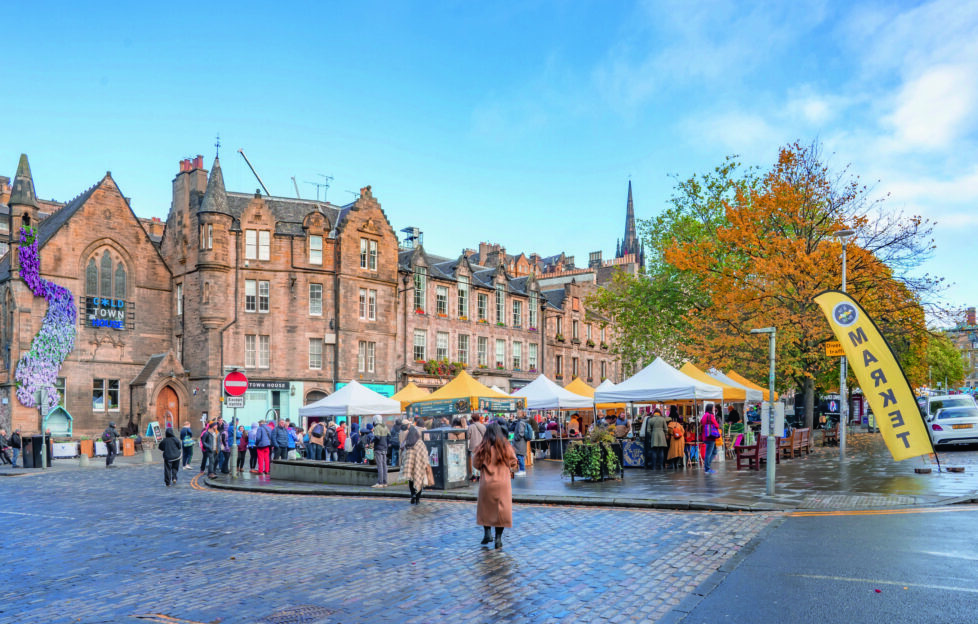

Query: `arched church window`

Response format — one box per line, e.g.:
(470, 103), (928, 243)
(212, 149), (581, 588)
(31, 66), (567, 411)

(100, 251), (112, 298)
(114, 263), (127, 299)
(86, 258), (98, 296)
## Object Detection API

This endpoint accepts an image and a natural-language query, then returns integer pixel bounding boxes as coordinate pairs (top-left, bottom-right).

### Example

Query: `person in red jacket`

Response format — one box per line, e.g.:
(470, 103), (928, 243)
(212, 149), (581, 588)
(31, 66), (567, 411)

(335, 422), (347, 461)
(701, 406), (722, 474)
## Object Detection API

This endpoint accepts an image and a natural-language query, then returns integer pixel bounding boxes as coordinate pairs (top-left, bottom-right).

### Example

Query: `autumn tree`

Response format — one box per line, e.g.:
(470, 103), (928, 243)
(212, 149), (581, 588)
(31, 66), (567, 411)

(588, 157), (758, 368)
(665, 142), (936, 428)
(927, 333), (965, 390)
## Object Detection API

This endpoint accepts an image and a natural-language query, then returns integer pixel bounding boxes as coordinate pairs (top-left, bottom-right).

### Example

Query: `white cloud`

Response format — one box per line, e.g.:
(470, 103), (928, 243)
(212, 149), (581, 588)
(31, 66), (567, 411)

(884, 64), (978, 151)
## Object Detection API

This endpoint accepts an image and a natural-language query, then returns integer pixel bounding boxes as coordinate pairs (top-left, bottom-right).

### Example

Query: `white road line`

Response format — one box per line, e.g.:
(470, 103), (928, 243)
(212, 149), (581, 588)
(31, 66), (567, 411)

(0, 509), (76, 520)
(917, 550), (978, 562)
(789, 573), (978, 594)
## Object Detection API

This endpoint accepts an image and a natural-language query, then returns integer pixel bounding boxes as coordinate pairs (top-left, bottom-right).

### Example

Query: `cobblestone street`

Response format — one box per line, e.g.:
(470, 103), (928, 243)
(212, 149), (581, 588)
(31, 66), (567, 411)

(2, 466), (777, 624)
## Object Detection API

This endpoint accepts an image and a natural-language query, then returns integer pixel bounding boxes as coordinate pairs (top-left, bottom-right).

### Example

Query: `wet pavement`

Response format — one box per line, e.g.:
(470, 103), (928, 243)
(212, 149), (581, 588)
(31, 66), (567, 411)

(203, 432), (978, 511)
(0, 461), (778, 624)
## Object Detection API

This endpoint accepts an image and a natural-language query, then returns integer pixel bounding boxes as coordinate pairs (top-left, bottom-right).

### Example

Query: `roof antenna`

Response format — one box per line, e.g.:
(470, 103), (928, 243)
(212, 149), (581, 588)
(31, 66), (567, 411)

(215, 133), (221, 159)
(237, 148), (271, 196)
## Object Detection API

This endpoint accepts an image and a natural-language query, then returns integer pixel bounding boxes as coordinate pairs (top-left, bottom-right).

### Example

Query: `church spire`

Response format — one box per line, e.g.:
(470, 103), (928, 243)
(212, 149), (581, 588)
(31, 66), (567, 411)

(618, 180), (637, 258)
(9, 154), (39, 209)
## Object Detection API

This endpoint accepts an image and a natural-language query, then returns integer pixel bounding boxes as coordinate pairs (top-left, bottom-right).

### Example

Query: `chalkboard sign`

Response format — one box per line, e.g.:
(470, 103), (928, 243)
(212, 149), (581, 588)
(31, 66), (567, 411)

(149, 421), (163, 444)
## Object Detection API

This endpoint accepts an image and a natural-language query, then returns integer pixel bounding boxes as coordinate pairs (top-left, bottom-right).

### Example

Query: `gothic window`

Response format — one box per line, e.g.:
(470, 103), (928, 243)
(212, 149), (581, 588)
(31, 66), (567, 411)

(86, 259), (98, 296)
(100, 251), (112, 297)
(114, 264), (127, 299)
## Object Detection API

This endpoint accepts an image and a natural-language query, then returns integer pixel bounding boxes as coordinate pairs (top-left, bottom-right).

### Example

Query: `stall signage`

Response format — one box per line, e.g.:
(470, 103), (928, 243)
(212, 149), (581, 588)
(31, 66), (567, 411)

(478, 398), (524, 413)
(408, 398), (472, 419)
(87, 298), (126, 330)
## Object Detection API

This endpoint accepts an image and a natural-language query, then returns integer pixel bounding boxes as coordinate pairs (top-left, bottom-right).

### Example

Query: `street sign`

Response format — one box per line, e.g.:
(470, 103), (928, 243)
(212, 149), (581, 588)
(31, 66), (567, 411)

(224, 395), (245, 409)
(223, 371), (248, 396)
(825, 341), (845, 357)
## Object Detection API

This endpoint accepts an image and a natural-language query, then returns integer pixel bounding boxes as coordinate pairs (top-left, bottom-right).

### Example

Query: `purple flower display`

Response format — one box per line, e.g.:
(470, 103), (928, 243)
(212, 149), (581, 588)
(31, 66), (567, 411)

(14, 226), (76, 413)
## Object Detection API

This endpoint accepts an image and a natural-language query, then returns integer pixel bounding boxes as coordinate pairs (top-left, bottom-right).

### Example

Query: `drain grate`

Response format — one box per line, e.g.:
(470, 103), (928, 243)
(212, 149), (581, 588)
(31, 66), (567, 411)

(256, 605), (336, 624)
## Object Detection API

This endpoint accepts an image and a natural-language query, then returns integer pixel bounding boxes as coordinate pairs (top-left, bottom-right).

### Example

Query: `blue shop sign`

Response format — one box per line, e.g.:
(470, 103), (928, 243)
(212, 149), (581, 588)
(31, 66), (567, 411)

(87, 298), (126, 330)
(336, 382), (396, 397)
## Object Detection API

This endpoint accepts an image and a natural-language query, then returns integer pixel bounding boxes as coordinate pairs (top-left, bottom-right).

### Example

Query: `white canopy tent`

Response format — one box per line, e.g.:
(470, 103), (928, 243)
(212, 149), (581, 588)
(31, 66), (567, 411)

(518, 375), (594, 410)
(707, 369), (764, 403)
(297, 380), (401, 418)
(595, 357), (724, 403)
(489, 385), (511, 396)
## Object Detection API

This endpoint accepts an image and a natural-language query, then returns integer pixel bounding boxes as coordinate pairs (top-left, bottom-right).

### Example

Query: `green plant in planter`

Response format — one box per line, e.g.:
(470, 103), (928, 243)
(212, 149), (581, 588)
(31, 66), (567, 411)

(561, 428), (621, 480)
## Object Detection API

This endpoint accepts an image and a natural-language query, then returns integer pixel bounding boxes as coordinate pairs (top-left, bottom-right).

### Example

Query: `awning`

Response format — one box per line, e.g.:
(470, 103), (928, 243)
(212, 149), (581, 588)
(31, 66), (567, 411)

(726, 371), (779, 401)
(390, 382), (430, 411)
(679, 362), (744, 401)
(595, 357), (723, 402)
(519, 375), (594, 410)
(707, 369), (763, 402)
(298, 380), (401, 417)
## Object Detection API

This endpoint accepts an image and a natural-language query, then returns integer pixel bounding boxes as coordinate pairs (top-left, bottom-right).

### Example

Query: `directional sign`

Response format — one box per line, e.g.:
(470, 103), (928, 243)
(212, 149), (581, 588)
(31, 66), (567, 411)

(825, 341), (845, 357)
(224, 395), (245, 409)
(223, 371), (249, 397)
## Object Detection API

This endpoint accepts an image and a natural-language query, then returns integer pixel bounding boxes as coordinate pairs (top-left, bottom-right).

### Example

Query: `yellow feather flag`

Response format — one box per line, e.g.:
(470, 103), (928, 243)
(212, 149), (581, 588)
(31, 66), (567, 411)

(814, 290), (932, 461)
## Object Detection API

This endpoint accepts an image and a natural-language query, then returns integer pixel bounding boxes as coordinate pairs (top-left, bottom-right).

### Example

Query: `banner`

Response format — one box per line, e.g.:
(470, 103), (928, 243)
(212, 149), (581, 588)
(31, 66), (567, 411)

(814, 291), (932, 461)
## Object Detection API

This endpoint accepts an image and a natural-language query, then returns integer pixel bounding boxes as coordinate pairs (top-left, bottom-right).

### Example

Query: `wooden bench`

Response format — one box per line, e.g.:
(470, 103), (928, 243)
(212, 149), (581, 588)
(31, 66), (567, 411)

(822, 425), (839, 447)
(735, 438), (781, 470)
(792, 428), (811, 457)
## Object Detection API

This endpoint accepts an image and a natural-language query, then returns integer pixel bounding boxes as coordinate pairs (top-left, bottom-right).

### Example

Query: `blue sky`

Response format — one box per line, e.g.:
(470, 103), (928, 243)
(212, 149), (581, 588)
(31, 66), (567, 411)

(5, 1), (975, 318)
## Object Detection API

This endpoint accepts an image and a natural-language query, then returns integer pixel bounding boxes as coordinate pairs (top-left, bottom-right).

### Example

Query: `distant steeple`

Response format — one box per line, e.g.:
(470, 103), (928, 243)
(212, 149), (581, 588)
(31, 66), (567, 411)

(9, 154), (39, 209)
(199, 156), (228, 214)
(617, 180), (638, 259)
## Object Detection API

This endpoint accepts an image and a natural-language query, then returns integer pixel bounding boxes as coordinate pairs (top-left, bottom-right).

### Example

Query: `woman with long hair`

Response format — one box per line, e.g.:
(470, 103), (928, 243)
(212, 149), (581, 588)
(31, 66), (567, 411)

(400, 419), (432, 504)
(472, 422), (518, 548)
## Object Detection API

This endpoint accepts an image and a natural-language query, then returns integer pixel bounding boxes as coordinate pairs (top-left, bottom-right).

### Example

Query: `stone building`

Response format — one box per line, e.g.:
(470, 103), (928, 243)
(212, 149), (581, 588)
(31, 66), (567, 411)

(946, 307), (978, 390)
(0, 155), (177, 435)
(162, 156), (399, 429)
(396, 244), (620, 394)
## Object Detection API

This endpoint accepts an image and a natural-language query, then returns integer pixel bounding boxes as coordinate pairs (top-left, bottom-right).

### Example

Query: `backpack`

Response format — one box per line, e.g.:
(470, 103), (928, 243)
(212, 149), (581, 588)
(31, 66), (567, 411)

(671, 426), (683, 439)
(312, 423), (324, 437)
(520, 420), (532, 441)
(102, 430), (113, 442)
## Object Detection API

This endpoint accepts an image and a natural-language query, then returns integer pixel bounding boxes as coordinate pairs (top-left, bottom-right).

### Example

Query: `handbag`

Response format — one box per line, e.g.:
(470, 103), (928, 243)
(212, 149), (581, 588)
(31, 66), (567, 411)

(343, 436), (353, 453)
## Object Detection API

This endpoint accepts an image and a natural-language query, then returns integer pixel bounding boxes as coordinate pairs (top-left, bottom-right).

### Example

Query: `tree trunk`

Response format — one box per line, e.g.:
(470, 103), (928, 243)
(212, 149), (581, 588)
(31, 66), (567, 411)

(804, 377), (815, 430)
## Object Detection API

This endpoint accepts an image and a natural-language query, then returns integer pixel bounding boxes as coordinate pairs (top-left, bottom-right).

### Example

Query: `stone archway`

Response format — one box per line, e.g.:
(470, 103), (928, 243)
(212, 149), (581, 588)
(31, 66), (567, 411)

(305, 390), (328, 404)
(156, 386), (180, 430)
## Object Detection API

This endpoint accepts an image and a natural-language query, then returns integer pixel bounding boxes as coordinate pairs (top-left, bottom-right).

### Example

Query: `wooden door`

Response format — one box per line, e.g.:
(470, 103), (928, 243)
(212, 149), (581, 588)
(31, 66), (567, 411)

(157, 386), (179, 430)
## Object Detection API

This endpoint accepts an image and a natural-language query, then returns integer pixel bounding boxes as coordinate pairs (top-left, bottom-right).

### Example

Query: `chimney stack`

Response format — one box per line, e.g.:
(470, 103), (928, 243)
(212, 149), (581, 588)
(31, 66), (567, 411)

(968, 307), (976, 326)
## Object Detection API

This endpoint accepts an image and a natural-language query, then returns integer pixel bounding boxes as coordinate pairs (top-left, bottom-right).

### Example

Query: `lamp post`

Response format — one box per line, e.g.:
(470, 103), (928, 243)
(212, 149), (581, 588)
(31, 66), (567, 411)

(750, 327), (776, 496)
(834, 229), (855, 460)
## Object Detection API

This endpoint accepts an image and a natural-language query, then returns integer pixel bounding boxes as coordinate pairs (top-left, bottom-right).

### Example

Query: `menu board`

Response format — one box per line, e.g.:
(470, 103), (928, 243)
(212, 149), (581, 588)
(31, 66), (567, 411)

(408, 398), (472, 419)
(477, 398), (525, 413)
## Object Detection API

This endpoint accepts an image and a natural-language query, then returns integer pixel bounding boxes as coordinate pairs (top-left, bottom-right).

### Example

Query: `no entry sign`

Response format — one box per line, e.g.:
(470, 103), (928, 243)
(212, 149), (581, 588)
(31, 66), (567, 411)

(223, 371), (249, 397)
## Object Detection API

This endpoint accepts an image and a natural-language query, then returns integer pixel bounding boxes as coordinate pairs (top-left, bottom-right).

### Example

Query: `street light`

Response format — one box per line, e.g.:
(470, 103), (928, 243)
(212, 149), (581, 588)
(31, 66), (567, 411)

(750, 327), (777, 496)
(834, 228), (855, 460)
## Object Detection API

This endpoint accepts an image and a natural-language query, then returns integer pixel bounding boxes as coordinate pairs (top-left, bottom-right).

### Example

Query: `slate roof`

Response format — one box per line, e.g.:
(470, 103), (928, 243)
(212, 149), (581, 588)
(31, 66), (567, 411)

(225, 193), (348, 236)
(541, 288), (566, 310)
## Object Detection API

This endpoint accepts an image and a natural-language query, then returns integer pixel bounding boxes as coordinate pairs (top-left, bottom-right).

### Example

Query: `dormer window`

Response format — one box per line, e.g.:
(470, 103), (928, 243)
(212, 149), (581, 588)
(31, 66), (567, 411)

(245, 229), (270, 261)
(309, 235), (323, 265)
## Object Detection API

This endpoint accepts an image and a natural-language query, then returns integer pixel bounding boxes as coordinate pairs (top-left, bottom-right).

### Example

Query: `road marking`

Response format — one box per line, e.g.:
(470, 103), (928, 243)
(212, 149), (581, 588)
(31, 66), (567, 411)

(789, 505), (978, 517)
(918, 550), (978, 561)
(0, 509), (76, 520)
(788, 573), (978, 594)
(133, 614), (212, 624)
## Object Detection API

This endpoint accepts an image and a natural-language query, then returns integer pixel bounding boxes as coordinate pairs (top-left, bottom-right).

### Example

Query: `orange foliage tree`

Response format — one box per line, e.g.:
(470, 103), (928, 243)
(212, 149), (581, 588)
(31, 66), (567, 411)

(666, 142), (935, 428)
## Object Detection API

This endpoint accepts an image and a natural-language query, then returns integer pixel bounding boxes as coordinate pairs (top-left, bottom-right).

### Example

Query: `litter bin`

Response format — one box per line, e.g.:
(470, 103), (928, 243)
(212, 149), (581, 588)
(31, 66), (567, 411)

(423, 427), (469, 489)
(24, 435), (51, 468)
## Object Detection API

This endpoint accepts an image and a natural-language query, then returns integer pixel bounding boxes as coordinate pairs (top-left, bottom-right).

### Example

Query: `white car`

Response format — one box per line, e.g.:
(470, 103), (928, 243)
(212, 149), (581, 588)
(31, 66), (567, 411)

(927, 406), (978, 448)
(918, 394), (976, 419)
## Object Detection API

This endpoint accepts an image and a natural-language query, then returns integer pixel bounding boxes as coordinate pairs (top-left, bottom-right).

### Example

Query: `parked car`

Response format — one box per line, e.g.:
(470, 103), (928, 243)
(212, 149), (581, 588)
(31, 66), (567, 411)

(926, 406), (978, 448)
(918, 394), (977, 419)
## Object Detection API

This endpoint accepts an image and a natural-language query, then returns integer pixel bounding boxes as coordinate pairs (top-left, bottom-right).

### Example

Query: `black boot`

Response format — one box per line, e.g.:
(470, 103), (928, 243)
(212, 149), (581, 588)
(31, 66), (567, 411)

(481, 526), (492, 545)
(415, 487), (423, 504)
(494, 527), (504, 549)
(409, 482), (417, 504)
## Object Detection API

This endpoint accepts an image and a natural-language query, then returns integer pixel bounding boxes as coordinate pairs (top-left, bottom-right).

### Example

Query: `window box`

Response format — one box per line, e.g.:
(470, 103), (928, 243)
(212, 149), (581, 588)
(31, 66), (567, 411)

(496, 322), (506, 327)
(495, 362), (505, 370)
(528, 368), (537, 373)
(555, 334), (565, 342)
(600, 342), (609, 350)
(415, 359), (425, 364)
(586, 339), (595, 347)
(571, 338), (581, 345)
(513, 367), (521, 372)
(460, 316), (468, 321)
(437, 313), (447, 318)
(415, 309), (425, 315)
(528, 327), (537, 332)
(555, 374), (564, 380)
(478, 364), (488, 369)
(478, 319), (489, 324)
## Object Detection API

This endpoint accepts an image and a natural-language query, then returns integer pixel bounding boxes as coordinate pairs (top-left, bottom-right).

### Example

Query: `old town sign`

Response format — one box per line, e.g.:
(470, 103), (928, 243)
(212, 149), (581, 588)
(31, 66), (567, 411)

(86, 297), (127, 330)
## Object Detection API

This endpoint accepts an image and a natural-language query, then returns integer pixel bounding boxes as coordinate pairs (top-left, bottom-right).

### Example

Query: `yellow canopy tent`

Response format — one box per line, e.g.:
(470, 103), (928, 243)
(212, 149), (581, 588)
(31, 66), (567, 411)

(407, 370), (522, 417)
(727, 371), (779, 401)
(679, 363), (746, 401)
(390, 382), (430, 411)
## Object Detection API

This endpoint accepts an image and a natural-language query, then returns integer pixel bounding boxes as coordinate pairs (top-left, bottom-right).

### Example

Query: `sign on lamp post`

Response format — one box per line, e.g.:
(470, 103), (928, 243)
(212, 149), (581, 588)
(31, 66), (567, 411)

(223, 371), (248, 478)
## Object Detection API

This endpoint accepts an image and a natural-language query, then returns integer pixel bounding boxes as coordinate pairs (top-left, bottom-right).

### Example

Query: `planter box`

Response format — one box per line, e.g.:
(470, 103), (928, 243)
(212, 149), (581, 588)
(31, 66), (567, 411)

(79, 439), (94, 458)
(52, 442), (78, 459)
(122, 438), (136, 456)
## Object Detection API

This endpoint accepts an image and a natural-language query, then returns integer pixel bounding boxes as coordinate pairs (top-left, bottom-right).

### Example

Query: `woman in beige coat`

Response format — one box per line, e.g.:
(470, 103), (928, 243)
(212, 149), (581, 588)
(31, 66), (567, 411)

(472, 422), (518, 548)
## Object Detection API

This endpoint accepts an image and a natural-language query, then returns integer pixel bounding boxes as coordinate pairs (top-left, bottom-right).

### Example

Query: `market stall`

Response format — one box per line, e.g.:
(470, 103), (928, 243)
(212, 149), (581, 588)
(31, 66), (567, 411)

(391, 382), (431, 411)
(298, 380), (401, 429)
(726, 371), (779, 401)
(407, 370), (524, 420)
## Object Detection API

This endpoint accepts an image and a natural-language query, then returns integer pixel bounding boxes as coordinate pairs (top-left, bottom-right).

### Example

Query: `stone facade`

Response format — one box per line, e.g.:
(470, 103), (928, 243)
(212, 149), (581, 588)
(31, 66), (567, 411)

(0, 158), (177, 435)
(397, 245), (620, 393)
